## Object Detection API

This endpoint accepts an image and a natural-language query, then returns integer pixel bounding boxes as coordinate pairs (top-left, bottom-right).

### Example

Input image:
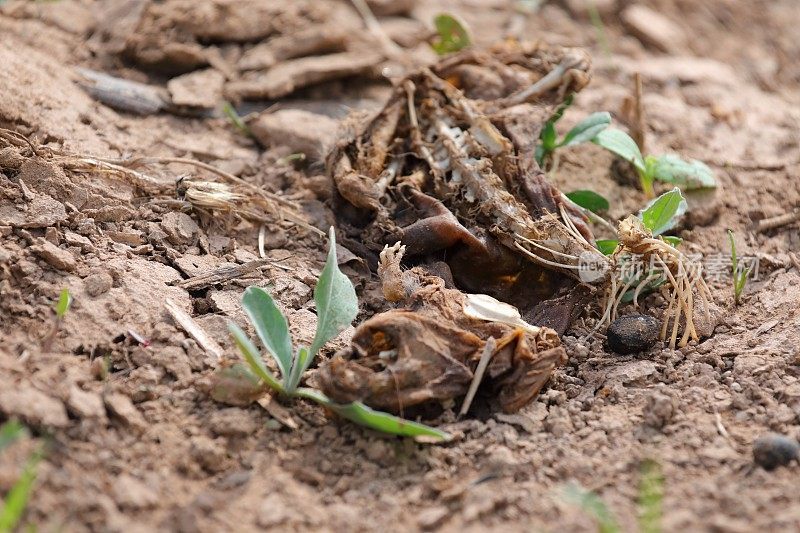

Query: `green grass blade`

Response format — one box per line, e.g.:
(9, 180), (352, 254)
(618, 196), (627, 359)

(0, 447), (43, 533)
(638, 188), (687, 236)
(592, 128), (646, 173)
(295, 388), (452, 443)
(54, 288), (71, 319)
(560, 112), (611, 147)
(222, 101), (253, 137)
(241, 286), (293, 380)
(309, 228), (358, 362)
(565, 190), (610, 213)
(638, 460), (664, 533)
(0, 421), (27, 452)
(227, 322), (284, 394)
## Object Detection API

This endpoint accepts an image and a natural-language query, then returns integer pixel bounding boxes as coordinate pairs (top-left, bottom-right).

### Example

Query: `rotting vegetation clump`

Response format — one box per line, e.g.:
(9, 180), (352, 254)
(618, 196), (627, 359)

(324, 39), (711, 416)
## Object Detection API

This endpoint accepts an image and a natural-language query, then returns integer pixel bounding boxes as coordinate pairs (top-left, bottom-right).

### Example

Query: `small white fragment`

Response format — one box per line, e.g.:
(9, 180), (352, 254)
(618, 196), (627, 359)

(463, 293), (541, 336)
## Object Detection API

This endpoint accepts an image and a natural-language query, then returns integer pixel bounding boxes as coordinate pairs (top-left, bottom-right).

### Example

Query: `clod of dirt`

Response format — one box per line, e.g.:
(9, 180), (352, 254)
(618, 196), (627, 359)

(237, 27), (348, 71)
(208, 363), (268, 407)
(225, 51), (382, 100)
(621, 5), (687, 54)
(167, 68), (225, 110)
(0, 386), (69, 428)
(83, 271), (114, 297)
(104, 393), (146, 430)
(30, 238), (77, 272)
(66, 386), (107, 421)
(160, 211), (201, 246)
(606, 314), (660, 354)
(753, 433), (800, 471)
(249, 109), (340, 161)
(642, 390), (675, 429)
(0, 146), (24, 170)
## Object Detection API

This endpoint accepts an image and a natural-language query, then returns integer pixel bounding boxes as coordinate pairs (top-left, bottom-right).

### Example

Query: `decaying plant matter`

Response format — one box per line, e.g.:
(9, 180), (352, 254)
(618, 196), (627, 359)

(326, 39), (711, 417)
(329, 41), (611, 304)
(317, 243), (566, 414)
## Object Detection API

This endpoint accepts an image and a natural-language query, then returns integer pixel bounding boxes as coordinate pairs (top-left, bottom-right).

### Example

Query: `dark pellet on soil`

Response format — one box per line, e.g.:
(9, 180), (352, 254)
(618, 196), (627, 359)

(606, 314), (659, 354)
(753, 433), (800, 470)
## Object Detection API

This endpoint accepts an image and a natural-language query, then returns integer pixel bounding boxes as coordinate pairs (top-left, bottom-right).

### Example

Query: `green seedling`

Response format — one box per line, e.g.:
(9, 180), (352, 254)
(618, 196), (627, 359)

(562, 460), (664, 533)
(728, 230), (750, 304)
(594, 189), (686, 305)
(592, 128), (716, 199)
(535, 96), (611, 166)
(0, 421), (43, 533)
(221, 101), (253, 138)
(563, 483), (620, 533)
(638, 460), (664, 533)
(42, 288), (72, 351)
(430, 13), (471, 55)
(230, 227), (450, 442)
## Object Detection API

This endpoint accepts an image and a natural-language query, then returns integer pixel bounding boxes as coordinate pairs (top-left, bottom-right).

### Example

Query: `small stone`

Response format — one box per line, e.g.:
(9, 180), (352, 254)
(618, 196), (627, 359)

(167, 68), (225, 109)
(256, 494), (292, 528)
(621, 5), (687, 54)
(417, 506), (450, 531)
(30, 238), (76, 272)
(66, 386), (107, 420)
(753, 433), (800, 470)
(84, 271), (113, 297)
(606, 314), (659, 354)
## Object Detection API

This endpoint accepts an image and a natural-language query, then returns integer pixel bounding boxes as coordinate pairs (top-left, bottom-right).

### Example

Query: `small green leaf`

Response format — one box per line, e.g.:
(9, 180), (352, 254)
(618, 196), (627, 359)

(309, 228), (358, 363)
(227, 322), (284, 394)
(0, 421), (27, 452)
(560, 112), (611, 147)
(662, 235), (682, 247)
(595, 239), (619, 255)
(241, 286), (293, 380)
(286, 346), (310, 392)
(566, 190), (610, 213)
(431, 13), (471, 55)
(592, 128), (646, 173)
(649, 154), (716, 190)
(295, 388), (452, 442)
(0, 446), (43, 533)
(638, 188), (687, 236)
(54, 288), (71, 319)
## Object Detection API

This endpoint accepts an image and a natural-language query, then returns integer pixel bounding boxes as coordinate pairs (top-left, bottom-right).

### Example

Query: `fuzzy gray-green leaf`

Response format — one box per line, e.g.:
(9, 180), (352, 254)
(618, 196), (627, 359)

(649, 154), (716, 190)
(309, 228), (358, 362)
(241, 286), (293, 379)
(227, 322), (284, 393)
(592, 128), (646, 173)
(561, 112), (611, 147)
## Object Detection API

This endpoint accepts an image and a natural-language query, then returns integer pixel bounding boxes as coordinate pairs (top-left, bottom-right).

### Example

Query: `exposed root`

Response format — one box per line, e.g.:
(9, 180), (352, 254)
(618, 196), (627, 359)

(598, 216), (710, 349)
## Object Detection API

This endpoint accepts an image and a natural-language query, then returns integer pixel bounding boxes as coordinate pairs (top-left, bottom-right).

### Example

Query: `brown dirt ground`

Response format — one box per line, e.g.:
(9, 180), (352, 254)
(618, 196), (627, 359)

(1, 0), (800, 531)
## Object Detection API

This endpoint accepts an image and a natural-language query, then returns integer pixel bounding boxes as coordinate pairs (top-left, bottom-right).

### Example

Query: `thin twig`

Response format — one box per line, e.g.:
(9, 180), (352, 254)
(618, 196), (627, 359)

(460, 337), (497, 417)
(756, 209), (800, 233)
